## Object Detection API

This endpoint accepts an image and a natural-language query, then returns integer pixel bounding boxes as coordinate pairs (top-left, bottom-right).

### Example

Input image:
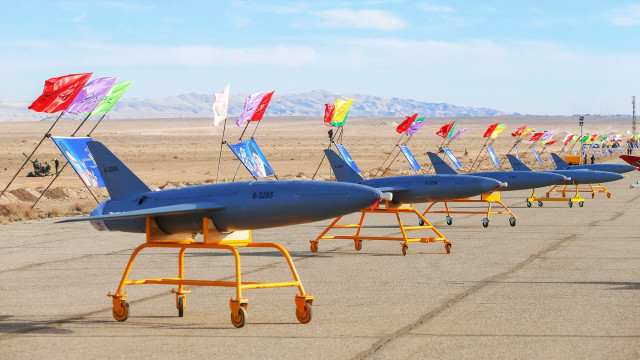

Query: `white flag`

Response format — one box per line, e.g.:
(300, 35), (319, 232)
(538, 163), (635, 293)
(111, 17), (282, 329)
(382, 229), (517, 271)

(213, 84), (230, 126)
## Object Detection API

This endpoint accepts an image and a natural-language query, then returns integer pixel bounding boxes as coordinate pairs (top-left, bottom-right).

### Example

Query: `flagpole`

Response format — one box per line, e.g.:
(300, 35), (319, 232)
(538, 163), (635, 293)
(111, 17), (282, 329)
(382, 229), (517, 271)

(215, 118), (228, 184)
(86, 113), (107, 136)
(373, 133), (405, 178)
(312, 126), (342, 180)
(1, 112), (65, 198)
(232, 121), (253, 181)
(473, 139), (495, 172)
(498, 138), (522, 168)
(469, 137), (490, 172)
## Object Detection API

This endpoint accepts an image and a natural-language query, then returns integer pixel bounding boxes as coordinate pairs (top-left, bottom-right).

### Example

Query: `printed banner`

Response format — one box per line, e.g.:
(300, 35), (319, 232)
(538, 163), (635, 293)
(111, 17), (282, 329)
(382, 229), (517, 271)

(572, 147), (577, 155)
(562, 148), (567, 155)
(398, 145), (421, 171)
(531, 148), (542, 164)
(515, 144), (520, 159)
(486, 146), (500, 166)
(51, 137), (105, 187)
(547, 153), (553, 163)
(228, 139), (275, 178)
(590, 147), (598, 158)
(442, 148), (463, 169)
(334, 144), (361, 173)
(213, 84), (230, 126)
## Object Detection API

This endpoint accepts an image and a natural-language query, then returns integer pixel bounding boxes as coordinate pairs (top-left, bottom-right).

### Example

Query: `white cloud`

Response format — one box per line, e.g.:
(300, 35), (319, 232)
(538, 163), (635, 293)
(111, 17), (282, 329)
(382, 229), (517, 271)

(312, 9), (406, 30)
(71, 11), (87, 22)
(418, 4), (454, 13)
(610, 4), (640, 26)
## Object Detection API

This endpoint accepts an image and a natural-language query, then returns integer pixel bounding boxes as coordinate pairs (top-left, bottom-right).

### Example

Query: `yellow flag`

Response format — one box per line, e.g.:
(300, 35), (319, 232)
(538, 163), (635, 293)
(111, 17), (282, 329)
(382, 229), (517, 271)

(490, 124), (505, 139)
(330, 99), (353, 127)
(520, 128), (535, 137)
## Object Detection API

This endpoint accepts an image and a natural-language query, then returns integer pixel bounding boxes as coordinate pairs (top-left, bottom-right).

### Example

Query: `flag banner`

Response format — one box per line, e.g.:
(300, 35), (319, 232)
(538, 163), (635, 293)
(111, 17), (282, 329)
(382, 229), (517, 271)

(588, 133), (598, 142)
(228, 139), (275, 178)
(531, 148), (542, 164)
(90, 81), (134, 115)
(563, 148), (567, 155)
(511, 124), (527, 137)
(490, 124), (505, 139)
(236, 91), (274, 127)
(398, 145), (421, 171)
(65, 77), (117, 115)
(330, 99), (354, 127)
(449, 127), (468, 141)
(334, 144), (361, 173)
(541, 131), (554, 141)
(530, 132), (544, 142)
(396, 113), (418, 134)
(547, 153), (553, 163)
(487, 146), (500, 166)
(543, 140), (558, 146)
(619, 146), (625, 154)
(599, 134), (607, 142)
(213, 84), (230, 126)
(579, 135), (590, 143)
(590, 147), (598, 157)
(51, 137), (104, 188)
(405, 116), (427, 136)
(571, 135), (580, 145)
(483, 123), (499, 137)
(562, 133), (574, 145)
(572, 147), (577, 155)
(442, 148), (463, 169)
(436, 121), (456, 138)
(446, 120), (458, 138)
(515, 144), (520, 159)
(29, 73), (93, 113)
(521, 128), (535, 137)
(599, 147), (604, 156)
(323, 103), (335, 126)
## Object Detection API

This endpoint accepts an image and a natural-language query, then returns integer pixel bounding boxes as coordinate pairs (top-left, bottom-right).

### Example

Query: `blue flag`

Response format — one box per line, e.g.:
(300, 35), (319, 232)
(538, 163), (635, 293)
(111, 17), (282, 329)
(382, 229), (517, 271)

(228, 139), (275, 178)
(531, 148), (542, 164)
(442, 148), (463, 169)
(399, 145), (421, 171)
(335, 144), (362, 173)
(487, 146), (500, 166)
(51, 137), (105, 187)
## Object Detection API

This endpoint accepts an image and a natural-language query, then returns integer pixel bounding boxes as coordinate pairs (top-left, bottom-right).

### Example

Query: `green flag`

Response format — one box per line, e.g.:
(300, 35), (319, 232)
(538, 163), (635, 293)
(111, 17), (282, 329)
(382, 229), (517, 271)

(446, 119), (458, 139)
(87, 81), (134, 115)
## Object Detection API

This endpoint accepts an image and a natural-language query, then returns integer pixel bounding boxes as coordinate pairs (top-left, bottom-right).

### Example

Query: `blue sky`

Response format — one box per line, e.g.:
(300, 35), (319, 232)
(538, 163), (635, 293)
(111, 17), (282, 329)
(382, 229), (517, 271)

(2, 1), (640, 115)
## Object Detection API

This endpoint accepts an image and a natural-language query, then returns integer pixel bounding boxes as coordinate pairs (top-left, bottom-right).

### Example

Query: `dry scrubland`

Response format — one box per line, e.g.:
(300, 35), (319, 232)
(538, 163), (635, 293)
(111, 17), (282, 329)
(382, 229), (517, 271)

(0, 115), (630, 222)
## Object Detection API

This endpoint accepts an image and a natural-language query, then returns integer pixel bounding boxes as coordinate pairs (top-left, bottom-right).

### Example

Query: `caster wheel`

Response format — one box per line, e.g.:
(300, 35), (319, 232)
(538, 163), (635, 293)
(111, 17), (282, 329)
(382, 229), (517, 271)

(113, 300), (129, 322)
(446, 217), (453, 226)
(591, 193), (595, 199)
(482, 219), (489, 228)
(354, 240), (362, 251)
(579, 201), (584, 207)
(310, 241), (318, 253)
(177, 296), (185, 317)
(296, 302), (313, 324)
(418, 219), (425, 226)
(607, 193), (611, 198)
(509, 217), (516, 227)
(538, 201), (543, 207)
(401, 245), (408, 256)
(526, 201), (532, 208)
(569, 201), (573, 208)
(231, 306), (247, 328)
(445, 243), (452, 254)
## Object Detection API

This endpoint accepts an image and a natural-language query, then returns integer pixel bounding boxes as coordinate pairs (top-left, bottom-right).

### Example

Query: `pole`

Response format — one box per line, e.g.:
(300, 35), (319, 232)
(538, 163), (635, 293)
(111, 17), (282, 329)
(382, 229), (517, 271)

(1, 112), (65, 198)
(312, 127), (344, 180)
(215, 118), (228, 184)
(70, 113), (92, 137)
(633, 96), (636, 135)
(373, 133), (405, 178)
(469, 137), (490, 172)
(86, 114), (107, 136)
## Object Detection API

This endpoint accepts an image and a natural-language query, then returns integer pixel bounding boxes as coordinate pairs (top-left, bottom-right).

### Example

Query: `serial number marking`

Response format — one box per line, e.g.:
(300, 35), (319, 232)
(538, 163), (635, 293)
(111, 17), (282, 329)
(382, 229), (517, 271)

(104, 166), (118, 173)
(252, 191), (274, 199)
(425, 180), (438, 185)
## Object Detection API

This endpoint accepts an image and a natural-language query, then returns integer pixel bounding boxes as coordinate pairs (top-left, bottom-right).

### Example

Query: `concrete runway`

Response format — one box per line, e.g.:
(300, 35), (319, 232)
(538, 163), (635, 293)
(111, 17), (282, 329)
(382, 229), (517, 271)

(1, 176), (639, 359)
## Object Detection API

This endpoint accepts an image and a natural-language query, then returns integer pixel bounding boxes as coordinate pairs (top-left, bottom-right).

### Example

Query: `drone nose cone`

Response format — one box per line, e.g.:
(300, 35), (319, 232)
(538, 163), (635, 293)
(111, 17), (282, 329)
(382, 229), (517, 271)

(542, 172), (569, 185)
(470, 177), (505, 194)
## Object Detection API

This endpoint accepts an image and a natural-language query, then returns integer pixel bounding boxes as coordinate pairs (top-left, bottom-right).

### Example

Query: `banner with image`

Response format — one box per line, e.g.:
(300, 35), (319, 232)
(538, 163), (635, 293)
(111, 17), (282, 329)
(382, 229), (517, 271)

(487, 146), (500, 166)
(51, 137), (105, 187)
(399, 145), (421, 171)
(228, 139), (275, 178)
(531, 148), (542, 164)
(334, 143), (361, 173)
(442, 148), (463, 169)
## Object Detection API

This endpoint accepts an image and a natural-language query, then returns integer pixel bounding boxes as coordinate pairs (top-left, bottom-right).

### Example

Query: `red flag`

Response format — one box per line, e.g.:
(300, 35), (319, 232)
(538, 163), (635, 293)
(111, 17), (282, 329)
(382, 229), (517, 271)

(530, 132), (544, 141)
(436, 120), (456, 138)
(544, 140), (558, 146)
(511, 124), (527, 137)
(28, 73), (93, 113)
(250, 91), (274, 122)
(563, 134), (574, 146)
(323, 103), (335, 126)
(483, 123), (499, 137)
(396, 113), (418, 134)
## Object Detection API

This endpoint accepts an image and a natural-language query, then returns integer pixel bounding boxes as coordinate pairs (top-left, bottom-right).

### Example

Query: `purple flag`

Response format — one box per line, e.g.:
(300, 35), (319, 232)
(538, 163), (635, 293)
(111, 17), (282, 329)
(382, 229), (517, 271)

(449, 128), (468, 141)
(65, 77), (118, 115)
(405, 119), (427, 136)
(541, 130), (555, 141)
(236, 91), (267, 127)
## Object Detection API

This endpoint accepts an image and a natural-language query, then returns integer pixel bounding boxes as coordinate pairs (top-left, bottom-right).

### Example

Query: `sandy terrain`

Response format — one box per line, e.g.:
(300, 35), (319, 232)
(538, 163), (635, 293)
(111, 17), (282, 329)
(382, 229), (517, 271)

(0, 115), (632, 221)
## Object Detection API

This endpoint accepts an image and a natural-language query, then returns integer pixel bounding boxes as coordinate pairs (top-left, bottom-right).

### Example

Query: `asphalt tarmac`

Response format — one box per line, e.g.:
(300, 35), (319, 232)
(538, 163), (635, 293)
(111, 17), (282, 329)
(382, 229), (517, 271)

(1, 176), (639, 359)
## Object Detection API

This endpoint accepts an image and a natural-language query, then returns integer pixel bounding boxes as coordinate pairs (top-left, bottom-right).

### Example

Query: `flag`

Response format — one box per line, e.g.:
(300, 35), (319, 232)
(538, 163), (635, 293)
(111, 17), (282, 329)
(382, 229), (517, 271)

(521, 128), (536, 137)
(588, 133), (598, 142)
(483, 123), (499, 137)
(449, 127), (468, 141)
(530, 132), (544, 142)
(446, 120), (458, 138)
(541, 131), (554, 141)
(29, 73), (92, 113)
(511, 124), (527, 137)
(562, 133), (574, 146)
(65, 77), (117, 115)
(405, 116), (427, 136)
(571, 135), (580, 145)
(490, 124), (506, 140)
(212, 84), (230, 126)
(599, 134), (607, 142)
(90, 81), (134, 115)
(323, 103), (335, 126)
(437, 120), (456, 138)
(541, 140), (558, 146)
(579, 135), (589, 143)
(236, 91), (274, 127)
(330, 99), (354, 127)
(396, 113), (418, 134)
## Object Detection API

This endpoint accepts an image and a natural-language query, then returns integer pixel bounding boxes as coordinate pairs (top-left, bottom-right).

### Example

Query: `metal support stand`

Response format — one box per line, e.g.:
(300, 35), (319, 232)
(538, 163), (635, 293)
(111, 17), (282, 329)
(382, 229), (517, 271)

(107, 217), (313, 328)
(422, 192), (517, 228)
(525, 186), (586, 208)
(310, 200), (451, 256)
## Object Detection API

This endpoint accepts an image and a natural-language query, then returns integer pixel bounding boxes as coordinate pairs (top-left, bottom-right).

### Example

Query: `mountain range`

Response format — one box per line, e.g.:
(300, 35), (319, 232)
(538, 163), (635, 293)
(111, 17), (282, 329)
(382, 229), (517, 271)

(0, 89), (509, 121)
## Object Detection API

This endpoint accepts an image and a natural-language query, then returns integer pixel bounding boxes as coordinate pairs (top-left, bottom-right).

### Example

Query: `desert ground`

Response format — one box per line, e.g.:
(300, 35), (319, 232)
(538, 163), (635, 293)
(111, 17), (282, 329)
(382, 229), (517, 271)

(0, 116), (638, 359)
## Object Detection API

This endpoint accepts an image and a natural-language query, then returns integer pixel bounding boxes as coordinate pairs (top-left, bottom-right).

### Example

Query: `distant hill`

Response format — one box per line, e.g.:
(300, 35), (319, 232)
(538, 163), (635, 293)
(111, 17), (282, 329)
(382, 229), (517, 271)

(0, 89), (509, 121)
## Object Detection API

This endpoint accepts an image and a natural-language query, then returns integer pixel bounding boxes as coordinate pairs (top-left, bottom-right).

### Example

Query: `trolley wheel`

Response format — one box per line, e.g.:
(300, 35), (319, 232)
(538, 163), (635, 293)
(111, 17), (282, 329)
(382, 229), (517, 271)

(579, 201), (584, 207)
(445, 243), (452, 254)
(113, 299), (129, 322)
(591, 193), (595, 199)
(295, 301), (313, 324)
(606, 193), (611, 198)
(418, 219), (425, 226)
(177, 296), (185, 317)
(538, 201), (543, 207)
(310, 241), (318, 253)
(482, 219), (489, 228)
(526, 201), (532, 207)
(354, 240), (362, 251)
(509, 217), (516, 227)
(231, 306), (247, 328)
(569, 201), (573, 208)
(446, 217), (453, 226)
(401, 245), (408, 256)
